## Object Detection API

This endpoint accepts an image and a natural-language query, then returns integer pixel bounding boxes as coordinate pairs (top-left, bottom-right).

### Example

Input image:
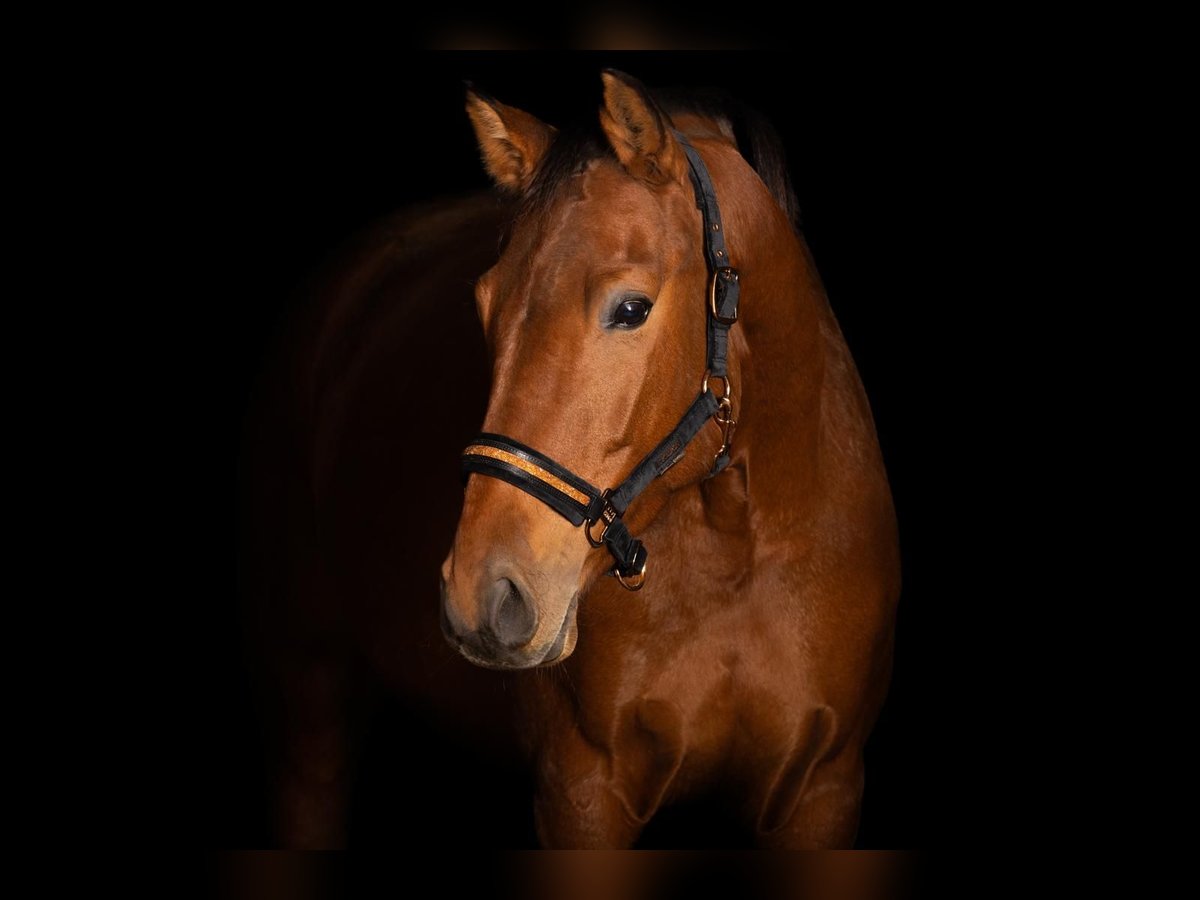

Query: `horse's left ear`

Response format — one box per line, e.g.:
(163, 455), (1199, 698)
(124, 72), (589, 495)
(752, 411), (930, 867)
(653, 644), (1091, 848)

(599, 70), (688, 187)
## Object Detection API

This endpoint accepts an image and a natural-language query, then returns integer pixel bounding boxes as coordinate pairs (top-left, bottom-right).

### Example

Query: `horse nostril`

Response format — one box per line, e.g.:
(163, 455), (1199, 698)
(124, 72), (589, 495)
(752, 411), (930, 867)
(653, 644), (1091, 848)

(488, 577), (538, 649)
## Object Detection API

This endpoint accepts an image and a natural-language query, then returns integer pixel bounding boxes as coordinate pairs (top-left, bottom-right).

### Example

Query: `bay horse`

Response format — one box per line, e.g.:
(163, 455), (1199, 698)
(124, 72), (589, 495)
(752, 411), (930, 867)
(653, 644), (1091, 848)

(241, 70), (898, 848)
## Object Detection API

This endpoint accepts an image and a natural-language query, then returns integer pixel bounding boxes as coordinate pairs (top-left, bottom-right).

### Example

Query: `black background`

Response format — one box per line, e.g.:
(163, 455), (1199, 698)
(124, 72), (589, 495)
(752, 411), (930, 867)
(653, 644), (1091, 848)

(198, 53), (991, 847)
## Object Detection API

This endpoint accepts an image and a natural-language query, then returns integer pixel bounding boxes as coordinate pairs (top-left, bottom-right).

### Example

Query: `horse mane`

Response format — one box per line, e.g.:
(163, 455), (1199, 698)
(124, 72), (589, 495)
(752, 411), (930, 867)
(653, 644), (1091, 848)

(655, 88), (802, 229)
(520, 87), (802, 230)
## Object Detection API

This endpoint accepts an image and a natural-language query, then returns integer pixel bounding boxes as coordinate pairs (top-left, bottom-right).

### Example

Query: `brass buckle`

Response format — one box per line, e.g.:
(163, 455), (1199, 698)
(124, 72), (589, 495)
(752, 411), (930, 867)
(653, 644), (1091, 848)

(585, 489), (619, 548)
(709, 267), (739, 325)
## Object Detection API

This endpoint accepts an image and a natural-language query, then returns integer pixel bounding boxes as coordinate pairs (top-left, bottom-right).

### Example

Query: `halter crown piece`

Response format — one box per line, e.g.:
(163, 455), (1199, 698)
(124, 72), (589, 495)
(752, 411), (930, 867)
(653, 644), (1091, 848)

(461, 133), (740, 591)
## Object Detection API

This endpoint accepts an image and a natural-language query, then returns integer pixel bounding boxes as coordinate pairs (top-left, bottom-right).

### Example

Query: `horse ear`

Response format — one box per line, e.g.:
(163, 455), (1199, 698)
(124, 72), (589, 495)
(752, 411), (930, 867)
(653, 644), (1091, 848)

(465, 88), (556, 192)
(599, 69), (687, 186)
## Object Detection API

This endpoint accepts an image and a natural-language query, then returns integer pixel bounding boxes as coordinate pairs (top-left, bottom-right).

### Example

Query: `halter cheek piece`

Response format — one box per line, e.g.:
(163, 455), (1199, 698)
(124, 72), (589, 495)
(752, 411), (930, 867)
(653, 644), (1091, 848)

(461, 133), (740, 592)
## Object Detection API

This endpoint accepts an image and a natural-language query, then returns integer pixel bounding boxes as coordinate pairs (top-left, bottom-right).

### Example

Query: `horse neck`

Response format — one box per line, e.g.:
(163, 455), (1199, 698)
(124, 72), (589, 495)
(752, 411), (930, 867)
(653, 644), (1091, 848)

(716, 147), (830, 512)
(629, 148), (832, 609)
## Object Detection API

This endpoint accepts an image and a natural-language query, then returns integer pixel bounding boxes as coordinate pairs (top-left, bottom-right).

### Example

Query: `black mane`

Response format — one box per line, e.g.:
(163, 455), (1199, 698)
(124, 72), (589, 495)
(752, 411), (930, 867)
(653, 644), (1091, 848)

(521, 87), (802, 230)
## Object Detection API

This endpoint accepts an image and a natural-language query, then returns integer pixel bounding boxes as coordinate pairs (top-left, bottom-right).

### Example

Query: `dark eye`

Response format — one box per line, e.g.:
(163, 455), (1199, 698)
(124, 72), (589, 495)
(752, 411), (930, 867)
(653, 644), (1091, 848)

(610, 297), (653, 329)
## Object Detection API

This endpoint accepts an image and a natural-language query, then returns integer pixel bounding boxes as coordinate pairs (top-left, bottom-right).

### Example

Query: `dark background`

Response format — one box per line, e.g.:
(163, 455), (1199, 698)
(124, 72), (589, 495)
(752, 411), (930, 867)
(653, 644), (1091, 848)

(198, 53), (990, 847)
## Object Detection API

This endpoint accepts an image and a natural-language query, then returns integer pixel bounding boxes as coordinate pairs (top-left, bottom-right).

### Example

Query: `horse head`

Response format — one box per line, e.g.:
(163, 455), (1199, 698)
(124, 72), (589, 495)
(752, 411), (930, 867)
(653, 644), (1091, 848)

(441, 71), (750, 669)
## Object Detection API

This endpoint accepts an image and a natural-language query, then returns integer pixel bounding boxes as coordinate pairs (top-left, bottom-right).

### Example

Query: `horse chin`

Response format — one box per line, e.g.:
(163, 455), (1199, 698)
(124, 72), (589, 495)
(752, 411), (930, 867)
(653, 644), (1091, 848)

(533, 592), (579, 667)
(454, 623), (576, 670)
(538, 612), (578, 667)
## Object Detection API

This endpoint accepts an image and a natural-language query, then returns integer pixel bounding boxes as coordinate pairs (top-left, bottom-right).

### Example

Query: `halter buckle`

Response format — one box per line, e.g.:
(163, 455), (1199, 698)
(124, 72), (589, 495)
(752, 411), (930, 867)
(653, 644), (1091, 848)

(709, 267), (740, 325)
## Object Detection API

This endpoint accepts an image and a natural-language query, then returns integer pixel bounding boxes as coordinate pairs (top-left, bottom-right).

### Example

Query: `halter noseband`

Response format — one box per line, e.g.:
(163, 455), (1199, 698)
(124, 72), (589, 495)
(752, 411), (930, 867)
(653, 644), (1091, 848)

(461, 133), (740, 592)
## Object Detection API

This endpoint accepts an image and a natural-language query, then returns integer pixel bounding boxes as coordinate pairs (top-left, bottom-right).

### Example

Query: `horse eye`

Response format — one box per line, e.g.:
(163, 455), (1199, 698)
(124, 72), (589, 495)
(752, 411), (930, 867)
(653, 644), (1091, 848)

(611, 297), (652, 329)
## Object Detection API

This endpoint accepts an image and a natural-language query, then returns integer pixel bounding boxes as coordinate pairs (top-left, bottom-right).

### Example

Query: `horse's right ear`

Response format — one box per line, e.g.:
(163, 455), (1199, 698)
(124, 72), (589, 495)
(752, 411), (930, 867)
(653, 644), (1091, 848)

(599, 69), (687, 187)
(465, 88), (556, 193)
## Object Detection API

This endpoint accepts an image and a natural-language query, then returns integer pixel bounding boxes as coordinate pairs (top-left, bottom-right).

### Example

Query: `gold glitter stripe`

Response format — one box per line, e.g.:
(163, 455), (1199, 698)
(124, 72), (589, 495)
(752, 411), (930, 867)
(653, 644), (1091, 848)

(463, 445), (591, 506)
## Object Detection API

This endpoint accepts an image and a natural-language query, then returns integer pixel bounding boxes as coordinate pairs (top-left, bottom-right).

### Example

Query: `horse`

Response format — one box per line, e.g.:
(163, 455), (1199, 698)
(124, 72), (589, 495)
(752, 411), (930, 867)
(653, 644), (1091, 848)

(240, 69), (899, 848)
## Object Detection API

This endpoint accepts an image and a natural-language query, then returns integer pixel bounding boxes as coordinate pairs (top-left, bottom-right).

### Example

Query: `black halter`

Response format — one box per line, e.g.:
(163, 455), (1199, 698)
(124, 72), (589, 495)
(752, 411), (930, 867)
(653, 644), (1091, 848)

(461, 133), (740, 591)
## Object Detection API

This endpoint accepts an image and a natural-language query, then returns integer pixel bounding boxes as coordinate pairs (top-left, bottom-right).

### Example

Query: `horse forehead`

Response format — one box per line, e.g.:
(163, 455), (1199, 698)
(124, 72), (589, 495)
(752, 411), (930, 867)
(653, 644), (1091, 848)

(571, 163), (698, 240)
(528, 165), (696, 264)
(489, 165), (694, 294)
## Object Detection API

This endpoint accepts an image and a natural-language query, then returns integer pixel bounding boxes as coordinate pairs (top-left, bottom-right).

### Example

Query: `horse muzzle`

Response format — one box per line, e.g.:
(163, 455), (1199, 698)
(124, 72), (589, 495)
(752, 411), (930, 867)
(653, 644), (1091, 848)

(440, 570), (578, 669)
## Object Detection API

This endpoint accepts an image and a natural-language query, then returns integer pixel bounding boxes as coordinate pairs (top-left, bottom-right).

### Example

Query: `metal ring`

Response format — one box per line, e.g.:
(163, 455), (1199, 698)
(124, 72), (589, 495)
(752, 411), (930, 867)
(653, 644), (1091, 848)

(615, 554), (648, 591)
(702, 369), (731, 400)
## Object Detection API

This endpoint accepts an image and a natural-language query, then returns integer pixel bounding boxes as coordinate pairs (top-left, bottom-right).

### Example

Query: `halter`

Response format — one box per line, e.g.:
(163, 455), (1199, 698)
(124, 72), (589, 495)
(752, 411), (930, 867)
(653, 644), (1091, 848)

(461, 133), (740, 591)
